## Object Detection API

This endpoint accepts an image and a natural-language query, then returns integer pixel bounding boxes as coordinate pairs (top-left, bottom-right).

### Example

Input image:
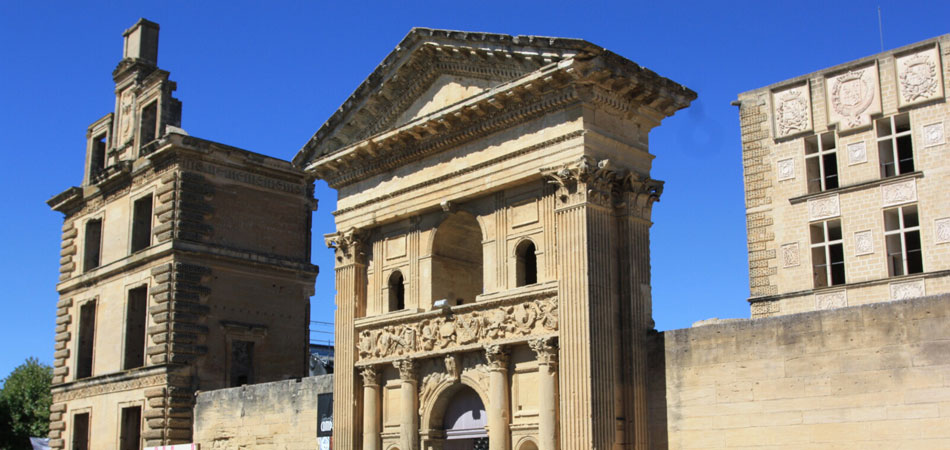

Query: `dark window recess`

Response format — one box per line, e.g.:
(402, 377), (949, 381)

(123, 286), (148, 370)
(804, 132), (839, 193)
(72, 413), (90, 450)
(877, 114), (914, 178)
(76, 300), (96, 379)
(139, 102), (157, 145)
(119, 406), (141, 450)
(516, 241), (538, 287)
(388, 271), (405, 312)
(91, 134), (106, 177)
(130, 195), (153, 253)
(884, 206), (924, 277)
(809, 220), (845, 287)
(230, 340), (254, 387)
(83, 219), (102, 272)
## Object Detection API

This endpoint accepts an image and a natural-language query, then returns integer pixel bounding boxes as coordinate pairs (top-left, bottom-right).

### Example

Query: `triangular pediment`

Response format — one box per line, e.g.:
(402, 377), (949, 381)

(294, 28), (599, 166)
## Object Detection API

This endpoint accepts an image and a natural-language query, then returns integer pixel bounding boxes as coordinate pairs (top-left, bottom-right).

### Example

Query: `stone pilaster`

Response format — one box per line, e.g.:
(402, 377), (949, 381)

(530, 337), (559, 450)
(327, 227), (367, 450)
(394, 359), (419, 450)
(361, 366), (381, 450)
(485, 344), (510, 450)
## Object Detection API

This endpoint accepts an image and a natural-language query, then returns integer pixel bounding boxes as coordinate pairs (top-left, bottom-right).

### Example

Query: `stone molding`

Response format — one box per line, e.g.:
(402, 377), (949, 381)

(807, 194), (840, 221)
(881, 178), (917, 207)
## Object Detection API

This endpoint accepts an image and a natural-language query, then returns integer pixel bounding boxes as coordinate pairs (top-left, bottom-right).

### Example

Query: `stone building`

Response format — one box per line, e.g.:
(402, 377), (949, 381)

(46, 20), (317, 449)
(736, 35), (950, 318)
(293, 28), (695, 450)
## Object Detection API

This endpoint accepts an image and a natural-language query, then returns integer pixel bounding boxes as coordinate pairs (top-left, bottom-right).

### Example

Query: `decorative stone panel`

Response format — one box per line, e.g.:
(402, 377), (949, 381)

(781, 243), (800, 267)
(890, 279), (926, 300)
(934, 217), (950, 244)
(816, 290), (847, 310)
(881, 178), (917, 207)
(825, 63), (881, 132)
(854, 230), (874, 256)
(771, 82), (813, 138)
(776, 158), (795, 181)
(807, 194), (840, 221)
(895, 46), (944, 108)
(847, 141), (868, 165)
(923, 122), (945, 148)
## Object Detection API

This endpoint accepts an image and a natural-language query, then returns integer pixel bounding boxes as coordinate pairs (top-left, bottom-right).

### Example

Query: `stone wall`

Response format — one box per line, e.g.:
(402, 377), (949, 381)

(193, 375), (332, 449)
(649, 294), (950, 448)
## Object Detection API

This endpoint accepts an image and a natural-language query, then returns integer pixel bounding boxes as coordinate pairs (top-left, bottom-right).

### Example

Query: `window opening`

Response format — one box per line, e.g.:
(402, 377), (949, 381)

(71, 412), (90, 450)
(516, 240), (538, 287)
(130, 195), (153, 253)
(91, 134), (107, 178)
(877, 113), (914, 177)
(229, 340), (254, 387)
(123, 286), (148, 370)
(388, 271), (405, 312)
(884, 205), (923, 276)
(804, 132), (839, 193)
(83, 219), (102, 272)
(139, 102), (158, 146)
(432, 213), (483, 306)
(119, 406), (141, 450)
(809, 219), (845, 287)
(76, 300), (96, 379)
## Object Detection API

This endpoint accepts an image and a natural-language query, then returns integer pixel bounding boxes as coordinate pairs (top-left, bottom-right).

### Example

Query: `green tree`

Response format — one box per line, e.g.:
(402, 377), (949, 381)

(0, 358), (53, 450)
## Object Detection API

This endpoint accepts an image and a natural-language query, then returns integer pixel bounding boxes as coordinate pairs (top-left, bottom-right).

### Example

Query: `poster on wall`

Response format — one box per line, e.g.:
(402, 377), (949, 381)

(318, 392), (333, 449)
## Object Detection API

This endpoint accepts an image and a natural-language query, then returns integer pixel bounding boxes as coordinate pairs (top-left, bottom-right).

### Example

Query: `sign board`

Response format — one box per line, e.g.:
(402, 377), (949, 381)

(317, 393), (333, 437)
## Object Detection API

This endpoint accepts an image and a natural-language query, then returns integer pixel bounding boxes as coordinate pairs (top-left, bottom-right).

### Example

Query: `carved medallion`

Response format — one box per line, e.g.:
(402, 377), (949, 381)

(781, 243), (800, 268)
(923, 122), (945, 148)
(854, 230), (874, 256)
(890, 279), (925, 301)
(896, 47), (944, 107)
(847, 141), (867, 165)
(934, 218), (950, 245)
(881, 179), (917, 207)
(808, 194), (840, 221)
(776, 158), (795, 181)
(772, 84), (812, 138)
(826, 65), (881, 131)
(118, 89), (136, 144)
(815, 291), (847, 310)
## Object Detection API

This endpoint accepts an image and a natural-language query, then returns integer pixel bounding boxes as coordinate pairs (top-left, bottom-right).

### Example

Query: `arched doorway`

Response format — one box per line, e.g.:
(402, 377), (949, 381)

(442, 386), (488, 450)
(431, 212), (483, 306)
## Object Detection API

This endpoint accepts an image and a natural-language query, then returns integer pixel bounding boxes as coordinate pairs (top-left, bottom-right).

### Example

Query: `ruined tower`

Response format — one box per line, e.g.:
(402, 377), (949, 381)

(47, 19), (318, 449)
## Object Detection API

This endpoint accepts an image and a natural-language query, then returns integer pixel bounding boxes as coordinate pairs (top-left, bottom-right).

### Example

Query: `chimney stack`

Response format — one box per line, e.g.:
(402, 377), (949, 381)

(122, 18), (160, 65)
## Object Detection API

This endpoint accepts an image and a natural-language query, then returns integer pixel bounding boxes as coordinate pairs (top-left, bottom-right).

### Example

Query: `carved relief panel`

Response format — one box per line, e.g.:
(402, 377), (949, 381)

(890, 279), (926, 300)
(895, 46), (945, 108)
(825, 64), (881, 132)
(771, 82), (813, 138)
(881, 178), (917, 207)
(807, 194), (840, 221)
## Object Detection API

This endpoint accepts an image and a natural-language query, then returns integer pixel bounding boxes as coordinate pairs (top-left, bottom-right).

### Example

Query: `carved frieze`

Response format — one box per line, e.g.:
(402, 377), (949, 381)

(881, 178), (917, 207)
(807, 194), (840, 221)
(895, 46), (944, 108)
(771, 83), (813, 138)
(776, 158), (795, 181)
(825, 64), (881, 132)
(890, 279), (925, 301)
(923, 122), (945, 148)
(935, 218), (950, 245)
(815, 290), (847, 310)
(854, 230), (874, 256)
(847, 141), (868, 165)
(357, 294), (558, 363)
(781, 243), (800, 268)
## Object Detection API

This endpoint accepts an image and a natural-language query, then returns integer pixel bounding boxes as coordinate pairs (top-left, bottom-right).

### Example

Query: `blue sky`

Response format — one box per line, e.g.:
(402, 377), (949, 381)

(1, 1), (948, 377)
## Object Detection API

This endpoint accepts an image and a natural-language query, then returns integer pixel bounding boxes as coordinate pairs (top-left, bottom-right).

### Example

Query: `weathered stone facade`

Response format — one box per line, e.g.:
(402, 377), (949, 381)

(47, 20), (317, 449)
(736, 35), (950, 318)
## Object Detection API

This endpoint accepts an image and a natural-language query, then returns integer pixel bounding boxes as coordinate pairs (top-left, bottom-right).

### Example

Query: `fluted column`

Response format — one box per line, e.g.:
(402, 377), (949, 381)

(361, 366), (381, 450)
(485, 344), (510, 450)
(530, 338), (559, 450)
(394, 359), (419, 450)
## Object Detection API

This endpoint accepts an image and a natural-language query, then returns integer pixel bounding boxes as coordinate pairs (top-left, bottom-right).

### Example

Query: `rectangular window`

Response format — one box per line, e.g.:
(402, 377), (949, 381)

(804, 132), (839, 193)
(139, 102), (157, 145)
(130, 195), (153, 253)
(884, 205), (923, 276)
(123, 286), (148, 370)
(810, 219), (846, 287)
(91, 134), (107, 177)
(71, 412), (90, 450)
(76, 300), (96, 379)
(83, 219), (102, 272)
(119, 406), (141, 450)
(877, 113), (914, 177)
(229, 340), (254, 387)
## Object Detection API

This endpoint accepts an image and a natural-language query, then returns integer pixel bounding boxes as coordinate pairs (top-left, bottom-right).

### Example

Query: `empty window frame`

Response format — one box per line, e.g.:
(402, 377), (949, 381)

(90, 134), (107, 178)
(123, 286), (148, 370)
(804, 132), (839, 193)
(388, 271), (405, 312)
(810, 219), (846, 287)
(877, 113), (914, 177)
(130, 195), (153, 253)
(119, 406), (141, 450)
(71, 412), (90, 450)
(884, 205), (923, 276)
(516, 240), (538, 287)
(229, 340), (254, 387)
(83, 219), (102, 272)
(139, 101), (158, 146)
(76, 300), (97, 379)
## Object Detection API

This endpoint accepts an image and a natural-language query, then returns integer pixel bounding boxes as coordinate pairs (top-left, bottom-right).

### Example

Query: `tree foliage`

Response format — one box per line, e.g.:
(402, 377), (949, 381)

(0, 357), (52, 450)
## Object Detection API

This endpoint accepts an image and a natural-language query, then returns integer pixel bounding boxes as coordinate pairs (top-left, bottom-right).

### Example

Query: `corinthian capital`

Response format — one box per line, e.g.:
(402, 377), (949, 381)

(529, 337), (559, 372)
(393, 359), (417, 382)
(542, 156), (625, 208)
(360, 366), (379, 386)
(325, 227), (366, 264)
(484, 344), (510, 371)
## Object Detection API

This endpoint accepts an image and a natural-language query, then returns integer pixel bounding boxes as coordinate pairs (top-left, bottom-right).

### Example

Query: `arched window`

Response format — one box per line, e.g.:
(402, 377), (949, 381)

(517, 440), (539, 450)
(388, 271), (405, 312)
(516, 240), (537, 287)
(432, 212), (483, 306)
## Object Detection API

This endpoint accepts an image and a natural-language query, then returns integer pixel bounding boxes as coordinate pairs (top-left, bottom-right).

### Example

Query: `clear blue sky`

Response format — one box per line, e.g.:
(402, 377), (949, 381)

(1, 1), (947, 377)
